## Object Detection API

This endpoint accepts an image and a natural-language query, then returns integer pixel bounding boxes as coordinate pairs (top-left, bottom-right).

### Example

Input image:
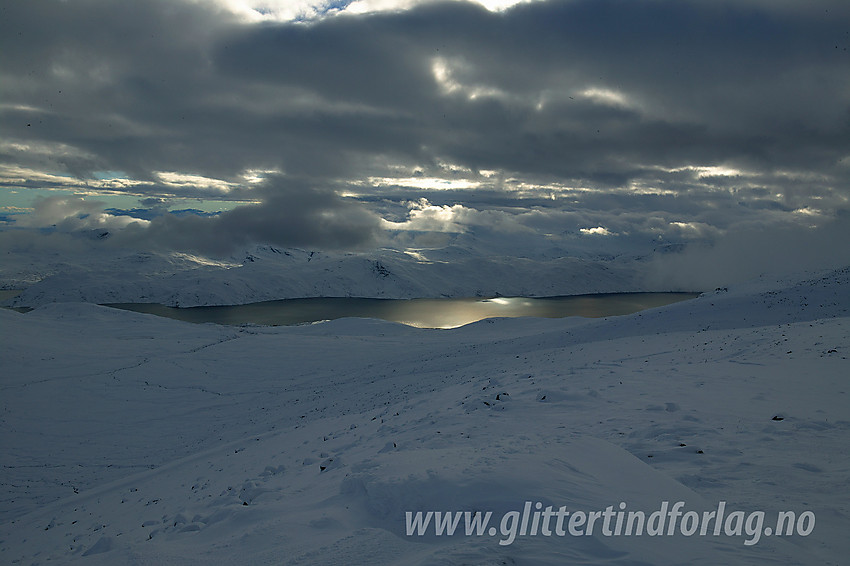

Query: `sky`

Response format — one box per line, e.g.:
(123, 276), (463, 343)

(1, 0), (849, 280)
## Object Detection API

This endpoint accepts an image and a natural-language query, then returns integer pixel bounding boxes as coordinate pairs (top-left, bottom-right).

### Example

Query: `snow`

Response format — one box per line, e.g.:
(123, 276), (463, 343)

(1, 266), (848, 565)
(4, 245), (649, 308)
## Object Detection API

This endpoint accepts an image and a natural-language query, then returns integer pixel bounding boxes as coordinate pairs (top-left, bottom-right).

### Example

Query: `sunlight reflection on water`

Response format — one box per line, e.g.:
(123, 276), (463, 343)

(105, 293), (699, 329)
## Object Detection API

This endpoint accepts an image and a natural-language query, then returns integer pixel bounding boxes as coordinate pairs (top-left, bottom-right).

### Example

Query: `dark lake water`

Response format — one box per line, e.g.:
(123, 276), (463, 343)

(104, 293), (699, 329)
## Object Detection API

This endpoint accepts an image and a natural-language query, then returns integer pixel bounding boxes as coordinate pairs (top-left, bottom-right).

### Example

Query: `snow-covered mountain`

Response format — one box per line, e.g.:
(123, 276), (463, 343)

(1, 266), (847, 565)
(6, 245), (654, 308)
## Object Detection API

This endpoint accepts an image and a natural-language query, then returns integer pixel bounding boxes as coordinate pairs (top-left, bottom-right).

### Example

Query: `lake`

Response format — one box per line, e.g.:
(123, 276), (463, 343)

(104, 292), (699, 329)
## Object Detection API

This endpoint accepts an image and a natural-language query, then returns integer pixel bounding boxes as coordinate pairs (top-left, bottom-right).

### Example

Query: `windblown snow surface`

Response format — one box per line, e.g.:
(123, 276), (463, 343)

(1, 267), (848, 565)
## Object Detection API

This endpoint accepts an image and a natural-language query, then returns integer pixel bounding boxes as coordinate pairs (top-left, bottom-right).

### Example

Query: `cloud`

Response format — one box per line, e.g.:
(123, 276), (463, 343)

(579, 226), (616, 237)
(1, 177), (381, 256)
(646, 212), (850, 289)
(122, 176), (382, 254)
(195, 0), (543, 23)
(16, 196), (148, 232)
(4, 0), (848, 187)
(383, 198), (537, 235)
(1, 0), (848, 261)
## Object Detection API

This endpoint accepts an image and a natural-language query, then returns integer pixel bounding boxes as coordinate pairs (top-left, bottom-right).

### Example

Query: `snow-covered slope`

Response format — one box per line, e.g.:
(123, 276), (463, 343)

(1, 267), (848, 565)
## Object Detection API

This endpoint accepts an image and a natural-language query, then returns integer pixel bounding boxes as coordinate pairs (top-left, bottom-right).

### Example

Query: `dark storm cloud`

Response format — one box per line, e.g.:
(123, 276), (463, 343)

(1, 0), (849, 253)
(212, 0), (850, 184)
(3, 0), (847, 180)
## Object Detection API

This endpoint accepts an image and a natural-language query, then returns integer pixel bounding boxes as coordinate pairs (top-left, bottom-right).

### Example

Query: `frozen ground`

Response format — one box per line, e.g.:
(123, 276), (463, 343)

(0, 266), (848, 565)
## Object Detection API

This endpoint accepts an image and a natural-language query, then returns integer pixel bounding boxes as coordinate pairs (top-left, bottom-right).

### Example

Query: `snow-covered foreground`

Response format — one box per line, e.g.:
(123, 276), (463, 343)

(1, 268), (848, 565)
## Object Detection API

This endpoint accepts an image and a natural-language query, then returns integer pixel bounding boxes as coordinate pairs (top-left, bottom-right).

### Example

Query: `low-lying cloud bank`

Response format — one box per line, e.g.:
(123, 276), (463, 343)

(2, 177), (383, 255)
(122, 179), (383, 255)
(646, 213), (850, 289)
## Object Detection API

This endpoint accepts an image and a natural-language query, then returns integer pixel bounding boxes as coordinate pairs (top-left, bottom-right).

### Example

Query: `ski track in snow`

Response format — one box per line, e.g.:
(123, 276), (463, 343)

(0, 267), (848, 564)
